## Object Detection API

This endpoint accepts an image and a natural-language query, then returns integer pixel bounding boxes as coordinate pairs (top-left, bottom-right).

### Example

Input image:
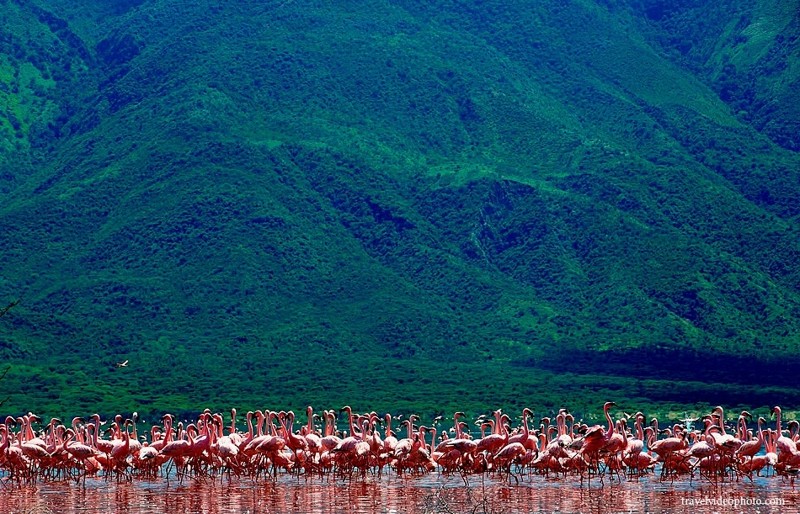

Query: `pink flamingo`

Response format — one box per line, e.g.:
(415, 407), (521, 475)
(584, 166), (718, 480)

(303, 406), (322, 457)
(382, 413), (398, 453)
(579, 401), (618, 459)
(686, 418), (718, 473)
(648, 418), (685, 455)
(623, 414), (644, 463)
(476, 410), (508, 455)
(772, 406), (800, 462)
(159, 414), (192, 481)
(320, 410), (342, 453)
(737, 417), (769, 478)
(242, 411), (271, 457)
(16, 416), (50, 469)
(211, 416), (240, 476)
(711, 406), (742, 455)
(89, 414), (115, 461)
(508, 408), (538, 452)
(282, 411), (309, 456)
(736, 412), (762, 461)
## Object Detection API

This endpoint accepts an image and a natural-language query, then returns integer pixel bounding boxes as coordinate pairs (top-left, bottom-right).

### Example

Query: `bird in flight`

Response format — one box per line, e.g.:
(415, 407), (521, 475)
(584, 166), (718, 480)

(115, 360), (129, 368)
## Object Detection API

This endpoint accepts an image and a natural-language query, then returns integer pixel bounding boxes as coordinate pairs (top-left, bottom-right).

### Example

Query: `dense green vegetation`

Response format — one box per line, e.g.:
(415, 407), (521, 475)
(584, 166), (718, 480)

(1, 0), (799, 420)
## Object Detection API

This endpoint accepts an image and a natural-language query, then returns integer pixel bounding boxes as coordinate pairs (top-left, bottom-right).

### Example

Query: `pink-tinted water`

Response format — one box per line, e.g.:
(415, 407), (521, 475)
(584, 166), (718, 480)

(2, 473), (797, 513)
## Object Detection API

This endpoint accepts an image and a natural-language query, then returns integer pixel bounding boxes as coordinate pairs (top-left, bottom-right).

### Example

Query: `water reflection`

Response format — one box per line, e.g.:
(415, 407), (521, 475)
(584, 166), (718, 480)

(2, 475), (798, 513)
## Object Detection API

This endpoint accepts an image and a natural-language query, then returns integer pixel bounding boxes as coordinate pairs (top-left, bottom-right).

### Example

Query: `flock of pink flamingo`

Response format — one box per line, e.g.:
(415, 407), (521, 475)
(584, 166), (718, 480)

(1, 403), (799, 486)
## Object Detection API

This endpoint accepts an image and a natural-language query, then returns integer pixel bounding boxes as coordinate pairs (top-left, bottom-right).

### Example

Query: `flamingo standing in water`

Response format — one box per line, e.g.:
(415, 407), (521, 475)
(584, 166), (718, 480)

(625, 419), (656, 475)
(578, 401), (618, 472)
(6, 403), (800, 486)
(136, 434), (160, 477)
(320, 410), (342, 451)
(507, 408), (538, 453)
(648, 417), (688, 477)
(476, 410), (508, 456)
(711, 406), (742, 457)
(736, 412), (762, 462)
(622, 415), (643, 466)
(108, 420), (133, 478)
(686, 418), (719, 475)
(738, 417), (769, 478)
(2, 419), (30, 481)
(434, 412), (477, 472)
(772, 406), (799, 458)
(390, 417), (417, 472)
(61, 429), (97, 484)
(493, 441), (526, 481)
(302, 406), (322, 460)
(88, 414), (115, 469)
(382, 414), (398, 453)
(12, 415), (50, 480)
(282, 411), (309, 459)
(158, 414), (191, 482)
(241, 411), (268, 458)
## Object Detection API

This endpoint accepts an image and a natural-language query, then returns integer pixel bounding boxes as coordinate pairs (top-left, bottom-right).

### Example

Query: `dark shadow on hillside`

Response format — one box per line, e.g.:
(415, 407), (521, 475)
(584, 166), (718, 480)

(519, 347), (800, 406)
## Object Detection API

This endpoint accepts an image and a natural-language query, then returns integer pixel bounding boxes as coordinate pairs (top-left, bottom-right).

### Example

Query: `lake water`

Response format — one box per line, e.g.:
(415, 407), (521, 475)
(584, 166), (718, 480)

(2, 471), (797, 513)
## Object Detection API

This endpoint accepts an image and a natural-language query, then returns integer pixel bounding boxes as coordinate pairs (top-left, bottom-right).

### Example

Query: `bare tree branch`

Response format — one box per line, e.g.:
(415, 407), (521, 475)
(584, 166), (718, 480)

(0, 365), (9, 407)
(0, 299), (20, 317)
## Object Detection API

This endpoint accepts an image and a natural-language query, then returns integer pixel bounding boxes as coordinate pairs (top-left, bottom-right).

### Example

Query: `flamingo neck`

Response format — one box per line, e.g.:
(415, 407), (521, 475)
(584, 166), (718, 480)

(306, 408), (314, 435)
(604, 406), (614, 435)
(385, 416), (393, 438)
(716, 408), (726, 434)
(287, 412), (296, 436)
(92, 417), (101, 446)
(256, 413), (265, 437)
(62, 429), (71, 449)
(341, 408), (354, 437)
(453, 413), (462, 439)
(324, 413), (332, 437)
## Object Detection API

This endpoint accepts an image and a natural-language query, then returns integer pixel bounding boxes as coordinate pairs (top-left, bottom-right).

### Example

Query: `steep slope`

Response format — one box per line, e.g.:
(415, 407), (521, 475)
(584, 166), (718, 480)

(1, 0), (799, 417)
(622, 0), (800, 151)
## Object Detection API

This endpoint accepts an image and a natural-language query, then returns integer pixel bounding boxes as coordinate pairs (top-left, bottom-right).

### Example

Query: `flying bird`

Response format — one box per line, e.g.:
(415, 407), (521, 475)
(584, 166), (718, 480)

(115, 360), (129, 368)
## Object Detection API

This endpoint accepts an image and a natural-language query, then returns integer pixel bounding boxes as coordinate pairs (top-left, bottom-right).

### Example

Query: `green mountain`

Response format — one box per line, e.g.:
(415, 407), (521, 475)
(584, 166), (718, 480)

(1, 0), (799, 419)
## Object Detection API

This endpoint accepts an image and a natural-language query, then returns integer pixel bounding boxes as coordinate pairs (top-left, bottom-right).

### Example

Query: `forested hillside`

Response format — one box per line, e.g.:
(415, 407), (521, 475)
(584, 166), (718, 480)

(1, 0), (799, 418)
